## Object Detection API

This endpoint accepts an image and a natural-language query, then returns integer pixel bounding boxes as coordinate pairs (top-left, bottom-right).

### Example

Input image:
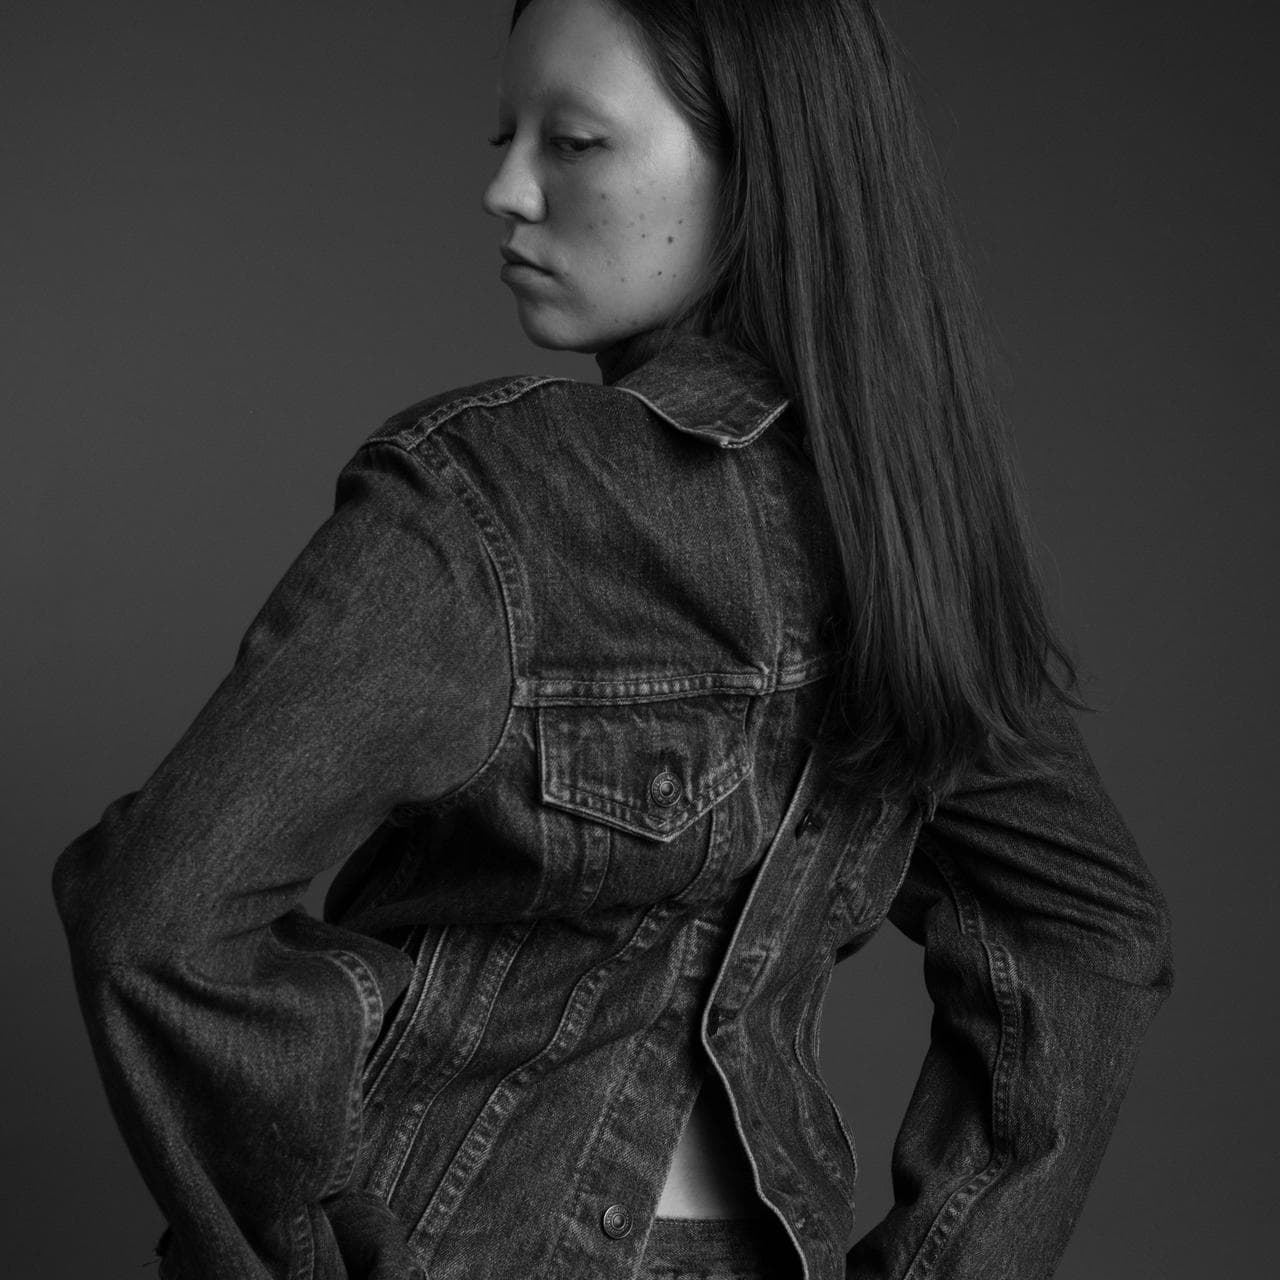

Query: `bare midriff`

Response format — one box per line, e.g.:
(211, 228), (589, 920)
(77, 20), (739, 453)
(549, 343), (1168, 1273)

(655, 1070), (763, 1218)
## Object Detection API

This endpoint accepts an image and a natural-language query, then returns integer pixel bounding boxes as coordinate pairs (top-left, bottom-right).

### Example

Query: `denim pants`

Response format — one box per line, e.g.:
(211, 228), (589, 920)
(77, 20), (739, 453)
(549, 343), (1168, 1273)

(639, 1216), (799, 1280)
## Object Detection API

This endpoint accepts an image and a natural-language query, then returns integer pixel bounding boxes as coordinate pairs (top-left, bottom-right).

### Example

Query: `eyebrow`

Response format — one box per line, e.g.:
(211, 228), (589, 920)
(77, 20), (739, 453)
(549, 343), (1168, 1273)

(495, 84), (620, 117)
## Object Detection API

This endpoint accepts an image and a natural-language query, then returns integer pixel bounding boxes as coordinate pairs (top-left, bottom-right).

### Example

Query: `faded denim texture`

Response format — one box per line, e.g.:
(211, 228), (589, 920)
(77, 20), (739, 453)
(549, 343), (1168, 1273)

(52, 325), (1174, 1280)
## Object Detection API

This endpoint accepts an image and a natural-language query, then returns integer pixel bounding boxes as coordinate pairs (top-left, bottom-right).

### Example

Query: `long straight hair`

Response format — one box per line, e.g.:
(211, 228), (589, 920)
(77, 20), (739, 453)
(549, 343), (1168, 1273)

(508, 0), (1082, 804)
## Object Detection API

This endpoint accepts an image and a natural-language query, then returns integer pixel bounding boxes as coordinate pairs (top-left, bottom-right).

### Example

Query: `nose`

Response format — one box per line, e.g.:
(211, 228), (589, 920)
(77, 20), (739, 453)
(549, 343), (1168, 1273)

(481, 143), (546, 224)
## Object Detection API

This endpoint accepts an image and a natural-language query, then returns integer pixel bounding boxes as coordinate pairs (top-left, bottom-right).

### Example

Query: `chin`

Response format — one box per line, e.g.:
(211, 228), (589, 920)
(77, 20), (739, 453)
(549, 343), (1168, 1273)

(509, 304), (574, 350)
(513, 307), (607, 355)
(512, 293), (682, 355)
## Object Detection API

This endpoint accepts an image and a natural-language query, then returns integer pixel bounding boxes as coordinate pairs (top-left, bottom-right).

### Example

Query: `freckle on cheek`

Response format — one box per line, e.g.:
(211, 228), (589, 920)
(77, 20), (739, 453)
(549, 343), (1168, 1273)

(667, 236), (674, 244)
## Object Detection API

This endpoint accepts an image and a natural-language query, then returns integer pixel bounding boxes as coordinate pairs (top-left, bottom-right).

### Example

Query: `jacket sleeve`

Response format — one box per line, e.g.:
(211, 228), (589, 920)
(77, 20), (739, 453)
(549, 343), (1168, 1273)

(51, 438), (512, 1280)
(845, 695), (1174, 1280)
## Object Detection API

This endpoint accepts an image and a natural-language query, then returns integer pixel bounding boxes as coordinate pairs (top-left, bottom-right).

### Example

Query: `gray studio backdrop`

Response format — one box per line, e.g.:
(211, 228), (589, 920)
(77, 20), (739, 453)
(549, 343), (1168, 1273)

(4, 1), (1275, 1275)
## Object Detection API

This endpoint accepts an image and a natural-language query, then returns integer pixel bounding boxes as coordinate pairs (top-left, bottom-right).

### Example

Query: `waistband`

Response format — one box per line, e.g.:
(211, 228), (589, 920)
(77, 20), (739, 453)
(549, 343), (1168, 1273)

(642, 1214), (797, 1274)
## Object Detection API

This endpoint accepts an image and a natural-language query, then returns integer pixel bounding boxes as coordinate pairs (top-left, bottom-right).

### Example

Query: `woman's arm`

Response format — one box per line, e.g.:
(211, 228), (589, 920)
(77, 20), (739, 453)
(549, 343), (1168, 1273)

(846, 695), (1174, 1280)
(52, 438), (511, 1280)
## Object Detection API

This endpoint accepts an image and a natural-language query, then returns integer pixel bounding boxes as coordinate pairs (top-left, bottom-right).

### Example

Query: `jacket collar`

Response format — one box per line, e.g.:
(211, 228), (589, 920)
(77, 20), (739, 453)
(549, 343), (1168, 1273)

(594, 326), (792, 449)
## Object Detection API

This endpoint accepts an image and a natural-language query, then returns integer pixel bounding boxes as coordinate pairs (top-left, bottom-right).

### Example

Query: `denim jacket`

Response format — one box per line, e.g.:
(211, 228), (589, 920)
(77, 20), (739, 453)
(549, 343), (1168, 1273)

(52, 325), (1174, 1280)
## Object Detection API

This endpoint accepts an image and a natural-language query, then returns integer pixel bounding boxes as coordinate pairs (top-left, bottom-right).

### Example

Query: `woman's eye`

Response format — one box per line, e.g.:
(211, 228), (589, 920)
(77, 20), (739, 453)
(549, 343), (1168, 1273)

(485, 132), (599, 157)
(551, 137), (599, 155)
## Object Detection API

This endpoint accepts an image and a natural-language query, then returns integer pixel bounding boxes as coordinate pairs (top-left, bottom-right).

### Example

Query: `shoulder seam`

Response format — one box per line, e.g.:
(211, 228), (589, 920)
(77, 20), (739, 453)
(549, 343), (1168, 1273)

(373, 374), (577, 454)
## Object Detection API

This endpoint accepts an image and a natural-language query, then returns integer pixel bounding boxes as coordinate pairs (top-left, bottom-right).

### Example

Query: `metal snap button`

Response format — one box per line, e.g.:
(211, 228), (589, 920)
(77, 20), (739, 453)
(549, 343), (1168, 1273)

(601, 1203), (633, 1238)
(650, 771), (682, 807)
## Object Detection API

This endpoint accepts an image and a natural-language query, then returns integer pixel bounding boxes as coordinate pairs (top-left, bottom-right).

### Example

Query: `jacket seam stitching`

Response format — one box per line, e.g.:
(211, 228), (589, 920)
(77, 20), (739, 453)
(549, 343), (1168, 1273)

(317, 946), (386, 1200)
(379, 374), (576, 452)
(512, 655), (836, 704)
(790, 967), (857, 1194)
(609, 384), (788, 447)
(374, 921), (536, 1209)
(408, 904), (676, 1249)
(900, 842), (1017, 1280)
(536, 902), (688, 1275)
(356, 436), (523, 818)
(361, 926), (449, 1106)
(287, 1202), (315, 1280)
(721, 399), (790, 448)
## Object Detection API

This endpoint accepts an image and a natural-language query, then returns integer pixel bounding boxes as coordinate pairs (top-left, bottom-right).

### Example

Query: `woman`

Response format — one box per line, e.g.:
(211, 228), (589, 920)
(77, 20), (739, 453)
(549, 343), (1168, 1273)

(52, 1), (1174, 1278)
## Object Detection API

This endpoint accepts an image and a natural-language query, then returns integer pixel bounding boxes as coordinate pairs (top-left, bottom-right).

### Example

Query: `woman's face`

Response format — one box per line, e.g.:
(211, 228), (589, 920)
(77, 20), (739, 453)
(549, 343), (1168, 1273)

(482, 0), (723, 353)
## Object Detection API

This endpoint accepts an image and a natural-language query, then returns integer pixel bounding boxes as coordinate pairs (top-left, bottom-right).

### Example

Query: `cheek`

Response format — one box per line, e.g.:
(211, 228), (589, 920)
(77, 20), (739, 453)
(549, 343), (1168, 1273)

(561, 159), (714, 307)
(632, 199), (709, 289)
(589, 186), (704, 281)
(560, 188), (620, 265)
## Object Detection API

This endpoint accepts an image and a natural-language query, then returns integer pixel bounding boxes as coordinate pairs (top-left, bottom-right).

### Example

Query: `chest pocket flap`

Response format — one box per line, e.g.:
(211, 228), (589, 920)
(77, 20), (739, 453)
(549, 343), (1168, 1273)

(537, 694), (752, 842)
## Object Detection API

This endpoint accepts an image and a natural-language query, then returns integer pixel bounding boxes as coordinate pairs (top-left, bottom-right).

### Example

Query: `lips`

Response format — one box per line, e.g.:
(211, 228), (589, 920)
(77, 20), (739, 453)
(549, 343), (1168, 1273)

(500, 247), (549, 272)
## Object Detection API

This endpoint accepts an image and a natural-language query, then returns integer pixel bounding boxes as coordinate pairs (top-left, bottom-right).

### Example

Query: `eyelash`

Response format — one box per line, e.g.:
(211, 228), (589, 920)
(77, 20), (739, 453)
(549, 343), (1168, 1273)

(486, 132), (599, 156)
